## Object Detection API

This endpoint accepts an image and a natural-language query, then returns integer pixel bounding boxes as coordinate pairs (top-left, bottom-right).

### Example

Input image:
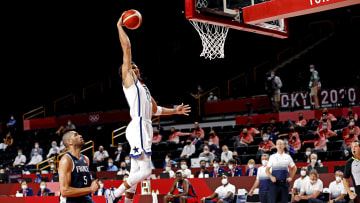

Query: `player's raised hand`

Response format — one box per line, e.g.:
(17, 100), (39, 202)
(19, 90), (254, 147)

(90, 179), (100, 193)
(176, 103), (191, 116)
(117, 12), (126, 27)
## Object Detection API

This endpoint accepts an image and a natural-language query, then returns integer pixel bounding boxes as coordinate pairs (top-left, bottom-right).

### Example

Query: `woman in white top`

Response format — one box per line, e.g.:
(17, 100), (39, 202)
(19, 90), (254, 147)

(292, 167), (310, 194)
(294, 169), (324, 203)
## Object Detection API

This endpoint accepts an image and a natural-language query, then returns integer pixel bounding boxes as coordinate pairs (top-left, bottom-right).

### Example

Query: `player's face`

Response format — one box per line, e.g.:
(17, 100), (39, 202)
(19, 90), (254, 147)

(176, 173), (182, 181)
(132, 64), (140, 78)
(276, 140), (285, 152)
(72, 131), (85, 147)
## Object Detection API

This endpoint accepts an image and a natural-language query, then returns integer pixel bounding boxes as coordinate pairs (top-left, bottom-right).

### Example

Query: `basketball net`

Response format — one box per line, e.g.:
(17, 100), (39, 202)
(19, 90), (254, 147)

(189, 20), (229, 60)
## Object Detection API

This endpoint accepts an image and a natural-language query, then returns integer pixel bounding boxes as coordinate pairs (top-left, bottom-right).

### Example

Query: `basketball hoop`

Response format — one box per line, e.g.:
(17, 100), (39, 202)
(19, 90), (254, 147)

(189, 20), (229, 60)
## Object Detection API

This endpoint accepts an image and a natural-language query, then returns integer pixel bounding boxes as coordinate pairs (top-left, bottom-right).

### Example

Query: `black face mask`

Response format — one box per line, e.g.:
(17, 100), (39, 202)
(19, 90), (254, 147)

(121, 166), (126, 170)
(247, 126), (251, 129)
(209, 133), (214, 136)
(290, 129), (294, 132)
(195, 127), (200, 130)
(349, 111), (353, 115)
(186, 142), (191, 145)
(299, 116), (303, 120)
(243, 132), (248, 135)
(323, 119), (328, 122)
(154, 133), (159, 135)
(350, 133), (354, 137)
(314, 134), (319, 139)
(323, 111), (328, 115)
(292, 136), (297, 140)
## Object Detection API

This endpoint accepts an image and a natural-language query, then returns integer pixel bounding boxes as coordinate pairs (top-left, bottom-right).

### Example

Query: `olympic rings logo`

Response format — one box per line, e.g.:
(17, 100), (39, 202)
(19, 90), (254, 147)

(89, 114), (100, 123)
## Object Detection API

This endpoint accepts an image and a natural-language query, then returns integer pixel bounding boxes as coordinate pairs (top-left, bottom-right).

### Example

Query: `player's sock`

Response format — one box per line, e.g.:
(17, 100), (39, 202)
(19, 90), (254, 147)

(124, 197), (133, 203)
(114, 184), (126, 197)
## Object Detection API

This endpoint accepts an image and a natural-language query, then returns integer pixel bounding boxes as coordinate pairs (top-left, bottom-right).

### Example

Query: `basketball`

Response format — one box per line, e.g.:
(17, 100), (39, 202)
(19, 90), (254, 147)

(122, 9), (142, 30)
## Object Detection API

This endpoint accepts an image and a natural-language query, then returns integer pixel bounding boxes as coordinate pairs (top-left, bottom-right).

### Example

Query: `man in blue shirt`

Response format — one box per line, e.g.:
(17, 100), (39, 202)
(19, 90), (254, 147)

(107, 158), (119, 171)
(19, 180), (34, 196)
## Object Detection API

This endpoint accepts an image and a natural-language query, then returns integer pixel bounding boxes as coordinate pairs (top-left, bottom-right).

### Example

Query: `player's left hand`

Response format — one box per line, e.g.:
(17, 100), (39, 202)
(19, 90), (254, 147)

(176, 103), (191, 116)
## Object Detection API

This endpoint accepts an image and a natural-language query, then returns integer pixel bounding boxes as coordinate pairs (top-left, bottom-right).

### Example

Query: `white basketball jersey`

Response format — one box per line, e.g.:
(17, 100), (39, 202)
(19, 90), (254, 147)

(123, 79), (153, 158)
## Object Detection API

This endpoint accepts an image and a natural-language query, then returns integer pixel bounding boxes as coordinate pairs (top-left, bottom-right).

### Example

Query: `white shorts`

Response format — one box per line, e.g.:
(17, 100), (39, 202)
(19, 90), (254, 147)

(126, 117), (153, 159)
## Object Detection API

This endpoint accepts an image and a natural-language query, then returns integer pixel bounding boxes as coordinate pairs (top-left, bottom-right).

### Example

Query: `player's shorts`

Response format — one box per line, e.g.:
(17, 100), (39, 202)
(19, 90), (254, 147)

(311, 87), (318, 96)
(273, 93), (280, 102)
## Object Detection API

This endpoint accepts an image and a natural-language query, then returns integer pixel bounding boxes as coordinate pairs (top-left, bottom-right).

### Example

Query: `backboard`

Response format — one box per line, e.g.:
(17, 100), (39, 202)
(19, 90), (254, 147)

(185, 0), (290, 39)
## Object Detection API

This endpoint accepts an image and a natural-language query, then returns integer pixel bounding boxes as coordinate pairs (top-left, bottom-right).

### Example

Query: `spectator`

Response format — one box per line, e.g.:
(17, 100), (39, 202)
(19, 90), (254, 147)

(227, 159), (242, 177)
(179, 159), (192, 178)
(190, 84), (204, 99)
(328, 170), (347, 203)
(206, 137), (220, 157)
(220, 145), (232, 165)
(308, 64), (321, 110)
(124, 155), (131, 168)
(293, 169), (324, 203)
(162, 153), (176, 169)
(199, 145), (215, 163)
(180, 138), (195, 159)
(94, 179), (107, 196)
(296, 112), (307, 127)
(285, 126), (301, 152)
(207, 92), (218, 102)
(266, 125), (278, 144)
(283, 137), (295, 157)
(33, 170), (43, 183)
(256, 133), (275, 160)
(13, 149), (26, 168)
(245, 159), (258, 176)
(6, 114), (16, 131)
(93, 145), (109, 165)
(50, 169), (59, 182)
(195, 160), (210, 178)
(237, 128), (254, 147)
(306, 153), (323, 172)
(343, 140), (360, 201)
(200, 174), (236, 203)
(160, 162), (175, 179)
(317, 114), (332, 131)
(320, 107), (337, 122)
(192, 132), (204, 150)
(153, 120), (164, 135)
(114, 143), (125, 166)
(152, 129), (162, 144)
(292, 167), (310, 195)
(19, 180), (34, 197)
(246, 122), (260, 136)
(46, 141), (60, 158)
(117, 161), (129, 176)
(231, 151), (241, 166)
(106, 158), (118, 171)
(27, 148), (43, 168)
(210, 158), (225, 178)
(209, 130), (220, 148)
(341, 118), (359, 157)
(163, 170), (198, 203)
(0, 132), (13, 151)
(191, 122), (205, 139)
(30, 142), (43, 158)
(266, 70), (283, 112)
(346, 107), (358, 124)
(248, 154), (271, 202)
(304, 148), (312, 163)
(304, 122), (337, 152)
(168, 127), (190, 144)
(36, 181), (51, 196)
(65, 119), (76, 131)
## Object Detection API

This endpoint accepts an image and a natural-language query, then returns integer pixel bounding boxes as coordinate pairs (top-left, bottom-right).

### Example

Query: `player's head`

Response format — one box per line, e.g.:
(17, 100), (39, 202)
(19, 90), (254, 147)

(175, 170), (183, 181)
(276, 139), (285, 152)
(62, 131), (85, 149)
(130, 62), (141, 79)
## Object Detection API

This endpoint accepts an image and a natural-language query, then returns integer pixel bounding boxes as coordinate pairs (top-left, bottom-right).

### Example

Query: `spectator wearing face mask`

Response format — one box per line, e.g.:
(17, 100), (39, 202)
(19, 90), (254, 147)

(227, 159), (242, 177)
(237, 128), (254, 148)
(256, 133), (275, 159)
(304, 148), (312, 163)
(65, 120), (76, 131)
(179, 159), (192, 178)
(304, 122), (337, 152)
(200, 174), (235, 203)
(27, 148), (43, 168)
(308, 64), (321, 110)
(285, 126), (302, 152)
(249, 154), (271, 202)
(106, 158), (118, 171)
(283, 138), (295, 157)
(317, 114), (333, 131)
(30, 142), (43, 158)
(209, 130), (220, 148)
(163, 154), (176, 169)
(196, 160), (210, 178)
(117, 161), (129, 175)
(245, 159), (258, 176)
(319, 108), (337, 122)
(152, 129), (162, 144)
(293, 169), (324, 203)
(306, 153), (323, 172)
(33, 170), (43, 183)
(19, 180), (34, 196)
(296, 113), (307, 127)
(191, 122), (205, 139)
(210, 158), (225, 178)
(180, 139), (196, 159)
(37, 181), (51, 196)
(328, 170), (347, 203)
(50, 169), (59, 182)
(46, 141), (60, 158)
(161, 162), (176, 178)
(94, 180), (107, 196)
(292, 167), (310, 195)
(6, 115), (16, 132)
(114, 143), (125, 166)
(220, 145), (233, 165)
(168, 127), (191, 144)
(13, 149), (26, 168)
(341, 118), (359, 157)
(93, 145), (109, 165)
(346, 107), (358, 124)
(199, 145), (215, 163)
(124, 155), (131, 167)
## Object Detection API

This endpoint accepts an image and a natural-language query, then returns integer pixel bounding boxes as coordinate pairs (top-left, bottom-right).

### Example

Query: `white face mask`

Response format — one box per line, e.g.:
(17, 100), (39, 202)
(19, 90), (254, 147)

(336, 176), (342, 182)
(248, 164), (254, 169)
(228, 165), (233, 170)
(181, 164), (187, 170)
(221, 178), (228, 185)
(311, 159), (317, 163)
(117, 147), (122, 151)
(165, 158), (170, 162)
(123, 177), (127, 181)
(22, 185), (27, 190)
(166, 166), (171, 171)
(262, 160), (268, 166)
(209, 142), (213, 145)
(310, 179), (317, 184)
(213, 163), (219, 168)
(108, 163), (113, 167)
(40, 185), (46, 190)
(35, 144), (39, 148)
(100, 184), (104, 188)
(125, 160), (130, 164)
(300, 171), (307, 177)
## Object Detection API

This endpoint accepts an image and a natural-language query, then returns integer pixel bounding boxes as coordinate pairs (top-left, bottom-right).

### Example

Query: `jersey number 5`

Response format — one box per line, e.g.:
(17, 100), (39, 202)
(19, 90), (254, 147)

(83, 176), (88, 185)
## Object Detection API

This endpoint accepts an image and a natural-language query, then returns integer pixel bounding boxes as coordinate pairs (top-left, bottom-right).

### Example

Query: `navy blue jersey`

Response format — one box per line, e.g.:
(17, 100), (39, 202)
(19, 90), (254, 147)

(60, 152), (93, 203)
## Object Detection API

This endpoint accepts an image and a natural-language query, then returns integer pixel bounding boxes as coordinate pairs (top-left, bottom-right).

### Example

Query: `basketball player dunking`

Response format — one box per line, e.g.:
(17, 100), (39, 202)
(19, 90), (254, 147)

(104, 14), (191, 203)
(59, 131), (100, 203)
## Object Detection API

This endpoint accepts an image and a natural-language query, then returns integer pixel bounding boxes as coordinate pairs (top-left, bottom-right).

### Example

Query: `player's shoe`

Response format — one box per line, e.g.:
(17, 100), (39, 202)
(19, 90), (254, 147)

(105, 188), (121, 203)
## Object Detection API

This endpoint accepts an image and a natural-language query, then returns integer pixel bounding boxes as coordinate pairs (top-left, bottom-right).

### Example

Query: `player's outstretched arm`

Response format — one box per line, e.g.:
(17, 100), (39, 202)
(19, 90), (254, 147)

(151, 98), (191, 116)
(59, 155), (99, 197)
(117, 14), (134, 87)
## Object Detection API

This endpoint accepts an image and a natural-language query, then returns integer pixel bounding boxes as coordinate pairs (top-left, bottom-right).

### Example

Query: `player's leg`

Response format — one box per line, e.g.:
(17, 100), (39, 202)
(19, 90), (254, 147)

(125, 153), (152, 187)
(123, 157), (141, 203)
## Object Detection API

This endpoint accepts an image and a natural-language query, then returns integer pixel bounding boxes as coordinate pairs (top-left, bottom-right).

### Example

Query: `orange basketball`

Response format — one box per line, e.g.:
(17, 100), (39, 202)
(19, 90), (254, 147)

(122, 9), (142, 30)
